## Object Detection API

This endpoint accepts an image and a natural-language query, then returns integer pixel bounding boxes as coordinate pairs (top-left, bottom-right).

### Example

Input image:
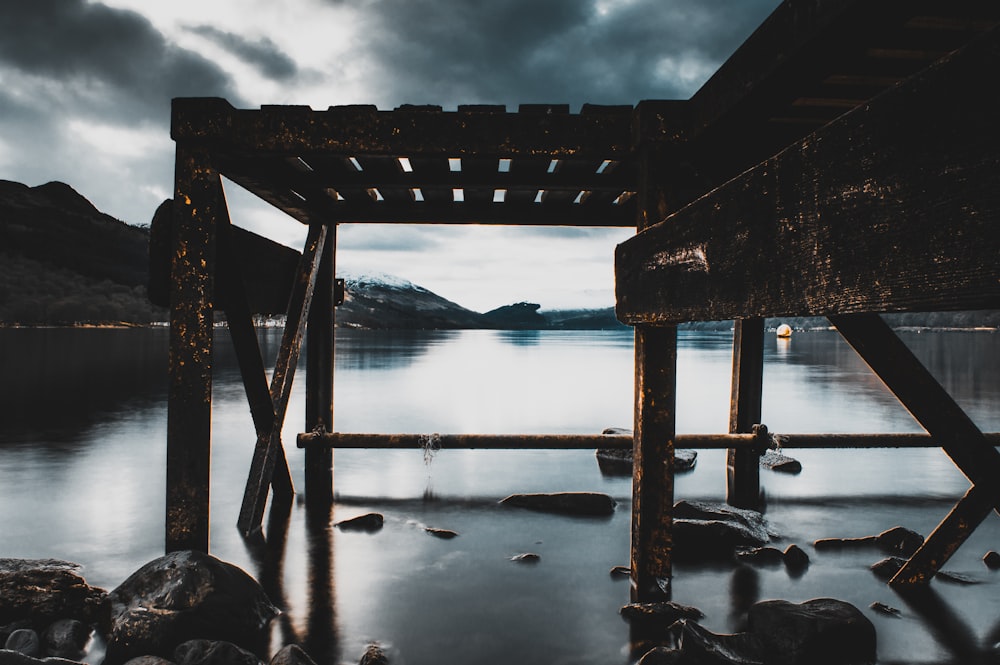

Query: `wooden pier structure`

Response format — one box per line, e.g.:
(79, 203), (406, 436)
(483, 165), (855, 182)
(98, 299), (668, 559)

(156, 0), (1000, 601)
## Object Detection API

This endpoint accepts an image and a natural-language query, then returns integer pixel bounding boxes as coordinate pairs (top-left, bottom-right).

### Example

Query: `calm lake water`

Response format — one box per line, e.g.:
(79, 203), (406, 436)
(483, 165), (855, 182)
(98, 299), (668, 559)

(1, 326), (999, 664)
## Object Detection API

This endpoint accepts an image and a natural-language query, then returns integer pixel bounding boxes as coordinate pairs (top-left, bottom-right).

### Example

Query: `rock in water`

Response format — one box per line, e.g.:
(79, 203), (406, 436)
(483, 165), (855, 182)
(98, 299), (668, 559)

(0, 559), (106, 625)
(510, 553), (541, 564)
(874, 526), (924, 557)
(5, 629), (41, 657)
(760, 450), (802, 473)
(173, 639), (263, 665)
(423, 527), (458, 539)
(42, 619), (90, 659)
(104, 551), (278, 665)
(595, 446), (696, 476)
(748, 598), (876, 665)
(672, 500), (772, 560)
(335, 513), (384, 532)
(358, 643), (389, 665)
(269, 644), (317, 665)
(984, 551), (1000, 569)
(500, 492), (615, 517)
(671, 619), (765, 664)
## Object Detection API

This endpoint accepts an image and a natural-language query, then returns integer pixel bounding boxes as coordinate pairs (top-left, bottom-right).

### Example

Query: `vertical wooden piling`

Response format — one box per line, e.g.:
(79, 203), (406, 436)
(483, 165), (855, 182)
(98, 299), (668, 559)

(305, 225), (337, 504)
(629, 101), (688, 600)
(631, 325), (678, 600)
(727, 318), (764, 507)
(166, 146), (220, 553)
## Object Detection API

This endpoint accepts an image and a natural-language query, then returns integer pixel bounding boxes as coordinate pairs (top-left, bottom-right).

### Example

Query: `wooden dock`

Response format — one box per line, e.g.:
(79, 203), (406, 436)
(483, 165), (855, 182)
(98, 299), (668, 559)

(154, 0), (1000, 600)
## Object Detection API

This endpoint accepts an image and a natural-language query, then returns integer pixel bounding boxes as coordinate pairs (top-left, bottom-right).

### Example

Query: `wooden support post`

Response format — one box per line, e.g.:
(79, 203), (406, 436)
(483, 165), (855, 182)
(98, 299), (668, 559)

(829, 312), (1000, 585)
(238, 224), (328, 536)
(727, 318), (764, 507)
(632, 325), (677, 600)
(166, 146), (220, 553)
(305, 225), (336, 504)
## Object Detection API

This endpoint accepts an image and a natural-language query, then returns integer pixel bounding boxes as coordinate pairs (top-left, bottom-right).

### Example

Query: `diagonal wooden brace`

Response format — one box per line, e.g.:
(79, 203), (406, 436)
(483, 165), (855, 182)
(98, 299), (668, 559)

(219, 225), (293, 497)
(238, 223), (329, 536)
(829, 313), (1000, 585)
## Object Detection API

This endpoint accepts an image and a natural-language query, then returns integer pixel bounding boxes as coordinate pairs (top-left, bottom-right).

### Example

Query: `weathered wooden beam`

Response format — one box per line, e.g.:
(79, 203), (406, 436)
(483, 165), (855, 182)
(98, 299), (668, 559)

(238, 223), (328, 536)
(829, 312), (1000, 585)
(172, 98), (633, 159)
(728, 318), (764, 508)
(616, 26), (1000, 324)
(165, 146), (220, 553)
(304, 225), (336, 505)
(297, 430), (1000, 450)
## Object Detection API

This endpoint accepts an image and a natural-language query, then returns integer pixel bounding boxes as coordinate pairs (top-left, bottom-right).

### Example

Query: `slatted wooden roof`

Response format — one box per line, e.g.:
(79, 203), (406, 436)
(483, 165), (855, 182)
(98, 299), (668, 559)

(170, 0), (999, 231)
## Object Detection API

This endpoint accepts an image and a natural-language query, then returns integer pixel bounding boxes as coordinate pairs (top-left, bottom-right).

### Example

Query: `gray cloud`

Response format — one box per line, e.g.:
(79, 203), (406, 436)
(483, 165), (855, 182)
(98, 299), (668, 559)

(338, 224), (445, 252)
(185, 25), (299, 80)
(0, 0), (241, 123)
(347, 0), (778, 108)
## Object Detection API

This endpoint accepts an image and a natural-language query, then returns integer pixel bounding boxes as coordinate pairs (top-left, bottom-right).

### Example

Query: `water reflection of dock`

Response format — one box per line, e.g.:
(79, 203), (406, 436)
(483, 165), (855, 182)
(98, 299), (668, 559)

(154, 0), (1000, 655)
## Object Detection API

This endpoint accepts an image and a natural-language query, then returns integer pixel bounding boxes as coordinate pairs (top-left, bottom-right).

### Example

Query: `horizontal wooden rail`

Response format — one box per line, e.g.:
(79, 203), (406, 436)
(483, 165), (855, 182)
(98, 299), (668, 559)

(297, 431), (1000, 450)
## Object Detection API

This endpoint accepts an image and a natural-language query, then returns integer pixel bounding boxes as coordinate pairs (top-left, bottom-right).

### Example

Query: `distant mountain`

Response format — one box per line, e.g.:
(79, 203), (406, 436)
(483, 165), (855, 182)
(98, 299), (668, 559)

(338, 272), (483, 329)
(0, 180), (164, 325)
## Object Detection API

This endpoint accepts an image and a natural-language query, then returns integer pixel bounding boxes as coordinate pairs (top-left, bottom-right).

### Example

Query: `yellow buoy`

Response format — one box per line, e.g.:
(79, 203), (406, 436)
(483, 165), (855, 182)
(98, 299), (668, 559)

(776, 323), (792, 338)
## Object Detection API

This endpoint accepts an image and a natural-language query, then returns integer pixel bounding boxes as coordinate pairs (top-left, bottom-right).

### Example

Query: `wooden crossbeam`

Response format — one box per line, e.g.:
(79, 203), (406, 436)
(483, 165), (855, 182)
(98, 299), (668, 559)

(616, 25), (1000, 324)
(237, 223), (328, 536)
(829, 313), (1000, 585)
(172, 98), (633, 158)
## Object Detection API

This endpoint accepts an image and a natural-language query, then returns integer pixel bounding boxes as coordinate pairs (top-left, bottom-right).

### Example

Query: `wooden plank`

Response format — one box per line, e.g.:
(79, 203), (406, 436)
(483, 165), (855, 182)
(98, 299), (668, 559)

(172, 98), (633, 159)
(727, 318), (764, 508)
(238, 223), (328, 536)
(304, 226), (336, 505)
(829, 312), (1000, 584)
(631, 325), (678, 601)
(165, 146), (220, 553)
(616, 25), (1000, 324)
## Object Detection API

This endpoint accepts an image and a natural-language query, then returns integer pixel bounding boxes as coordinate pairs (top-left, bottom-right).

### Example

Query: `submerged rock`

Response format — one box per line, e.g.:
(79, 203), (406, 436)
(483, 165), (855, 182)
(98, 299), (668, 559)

(0, 559), (106, 626)
(984, 551), (1000, 569)
(759, 450), (802, 473)
(173, 640), (262, 665)
(620, 601), (704, 623)
(595, 447), (697, 476)
(870, 556), (978, 585)
(671, 619), (765, 664)
(672, 501), (772, 560)
(874, 526), (924, 557)
(870, 602), (901, 617)
(423, 527), (458, 539)
(814, 536), (877, 550)
(735, 547), (785, 567)
(4, 630), (41, 658)
(268, 645), (315, 665)
(334, 513), (384, 532)
(500, 492), (615, 517)
(358, 643), (388, 665)
(104, 551), (278, 665)
(42, 620), (89, 659)
(748, 598), (876, 665)
(609, 566), (630, 578)
(510, 553), (540, 564)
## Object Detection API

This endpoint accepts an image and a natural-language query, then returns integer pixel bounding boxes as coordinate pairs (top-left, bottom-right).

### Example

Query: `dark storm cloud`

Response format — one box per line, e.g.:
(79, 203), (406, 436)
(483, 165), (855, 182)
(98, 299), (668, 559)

(349, 0), (778, 108)
(185, 25), (299, 80)
(0, 0), (242, 121)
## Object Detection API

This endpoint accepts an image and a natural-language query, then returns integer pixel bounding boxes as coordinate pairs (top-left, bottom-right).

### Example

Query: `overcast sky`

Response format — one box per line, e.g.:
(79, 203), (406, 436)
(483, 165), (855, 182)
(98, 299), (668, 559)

(1, 0), (778, 312)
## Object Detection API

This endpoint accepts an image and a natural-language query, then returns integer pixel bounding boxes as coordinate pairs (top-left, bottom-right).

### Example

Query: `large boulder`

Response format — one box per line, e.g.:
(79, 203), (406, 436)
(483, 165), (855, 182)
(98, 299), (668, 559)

(661, 598), (875, 665)
(104, 551), (278, 665)
(0, 560), (106, 626)
(672, 501), (772, 560)
(500, 492), (615, 517)
(748, 598), (876, 665)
